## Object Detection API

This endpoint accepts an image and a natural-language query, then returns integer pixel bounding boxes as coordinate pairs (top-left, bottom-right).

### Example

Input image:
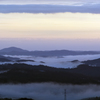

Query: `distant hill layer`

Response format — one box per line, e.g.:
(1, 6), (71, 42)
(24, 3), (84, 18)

(0, 47), (100, 56)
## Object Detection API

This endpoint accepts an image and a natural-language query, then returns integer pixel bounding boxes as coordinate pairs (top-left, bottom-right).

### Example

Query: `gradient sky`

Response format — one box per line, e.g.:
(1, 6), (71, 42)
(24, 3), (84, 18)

(0, 0), (100, 51)
(0, 0), (100, 5)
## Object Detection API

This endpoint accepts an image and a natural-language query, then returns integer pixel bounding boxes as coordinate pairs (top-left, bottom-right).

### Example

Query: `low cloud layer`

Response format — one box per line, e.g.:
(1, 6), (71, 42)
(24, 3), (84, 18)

(0, 4), (100, 14)
(3, 54), (100, 68)
(0, 83), (100, 100)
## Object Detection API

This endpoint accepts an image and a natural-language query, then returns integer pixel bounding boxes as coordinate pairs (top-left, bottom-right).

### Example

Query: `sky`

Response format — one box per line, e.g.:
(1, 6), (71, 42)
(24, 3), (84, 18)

(0, 0), (100, 51)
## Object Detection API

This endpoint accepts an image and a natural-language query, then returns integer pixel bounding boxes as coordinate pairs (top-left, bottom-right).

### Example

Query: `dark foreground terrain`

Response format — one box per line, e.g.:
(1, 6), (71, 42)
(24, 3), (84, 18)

(0, 98), (33, 100)
(82, 97), (100, 100)
(0, 63), (100, 84)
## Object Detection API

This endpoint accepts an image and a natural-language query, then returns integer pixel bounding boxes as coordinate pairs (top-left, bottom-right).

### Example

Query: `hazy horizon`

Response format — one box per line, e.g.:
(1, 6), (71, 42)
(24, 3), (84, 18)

(0, 38), (100, 51)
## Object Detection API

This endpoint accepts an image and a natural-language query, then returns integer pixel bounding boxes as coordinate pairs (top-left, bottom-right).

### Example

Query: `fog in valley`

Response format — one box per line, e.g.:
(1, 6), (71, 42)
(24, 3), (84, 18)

(3, 54), (100, 68)
(0, 83), (100, 100)
(0, 54), (100, 100)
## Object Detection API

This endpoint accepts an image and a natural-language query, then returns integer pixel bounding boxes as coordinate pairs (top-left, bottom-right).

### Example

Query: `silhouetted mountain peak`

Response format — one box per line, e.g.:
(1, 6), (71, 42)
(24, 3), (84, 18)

(0, 47), (28, 52)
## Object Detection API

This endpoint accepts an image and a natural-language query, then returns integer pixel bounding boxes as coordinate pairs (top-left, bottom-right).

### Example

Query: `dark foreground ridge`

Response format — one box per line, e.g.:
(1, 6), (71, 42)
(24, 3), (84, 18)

(0, 98), (34, 100)
(83, 58), (100, 66)
(81, 97), (100, 100)
(0, 63), (100, 84)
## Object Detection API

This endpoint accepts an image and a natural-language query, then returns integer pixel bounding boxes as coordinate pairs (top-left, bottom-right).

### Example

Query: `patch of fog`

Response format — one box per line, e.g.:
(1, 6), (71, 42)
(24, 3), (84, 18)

(0, 70), (9, 74)
(4, 54), (100, 61)
(4, 55), (32, 58)
(3, 54), (100, 68)
(0, 83), (100, 100)
(0, 62), (15, 65)
(20, 61), (81, 68)
(0, 61), (81, 68)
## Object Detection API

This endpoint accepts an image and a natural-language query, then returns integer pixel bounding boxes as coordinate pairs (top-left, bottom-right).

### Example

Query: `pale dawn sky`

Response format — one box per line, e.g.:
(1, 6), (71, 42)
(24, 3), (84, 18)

(0, 13), (100, 39)
(0, 0), (100, 50)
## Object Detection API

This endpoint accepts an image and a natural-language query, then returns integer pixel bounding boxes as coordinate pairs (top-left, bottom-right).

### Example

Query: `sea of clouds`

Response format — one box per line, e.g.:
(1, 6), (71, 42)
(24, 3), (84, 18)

(3, 54), (100, 68)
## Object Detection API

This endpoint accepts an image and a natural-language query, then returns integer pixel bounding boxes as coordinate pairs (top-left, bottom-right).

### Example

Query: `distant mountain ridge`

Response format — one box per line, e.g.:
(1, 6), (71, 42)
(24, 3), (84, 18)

(0, 47), (28, 53)
(0, 47), (100, 56)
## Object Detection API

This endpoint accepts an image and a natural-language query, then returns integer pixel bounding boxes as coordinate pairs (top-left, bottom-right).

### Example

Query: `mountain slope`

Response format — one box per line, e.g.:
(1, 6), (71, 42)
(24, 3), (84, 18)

(0, 47), (28, 53)
(83, 58), (100, 66)
(0, 47), (100, 56)
(0, 63), (100, 84)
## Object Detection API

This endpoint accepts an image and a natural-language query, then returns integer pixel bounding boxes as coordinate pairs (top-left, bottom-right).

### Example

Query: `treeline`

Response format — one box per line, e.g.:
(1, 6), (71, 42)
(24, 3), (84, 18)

(0, 64), (100, 84)
(81, 97), (100, 100)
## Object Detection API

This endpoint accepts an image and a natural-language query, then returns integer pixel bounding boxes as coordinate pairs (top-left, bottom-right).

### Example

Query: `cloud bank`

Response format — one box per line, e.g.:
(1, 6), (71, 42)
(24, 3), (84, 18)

(3, 54), (100, 68)
(0, 4), (100, 14)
